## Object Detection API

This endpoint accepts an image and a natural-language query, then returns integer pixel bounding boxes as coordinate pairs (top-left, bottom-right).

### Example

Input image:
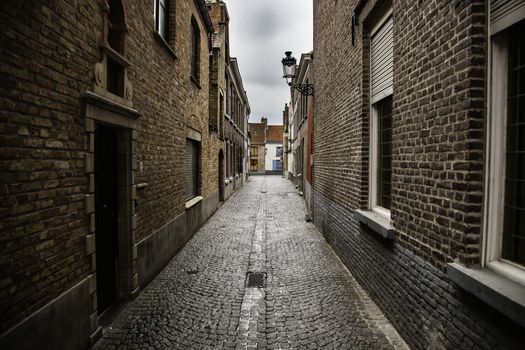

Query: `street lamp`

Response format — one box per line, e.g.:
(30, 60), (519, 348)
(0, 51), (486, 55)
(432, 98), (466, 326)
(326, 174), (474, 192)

(281, 51), (314, 96)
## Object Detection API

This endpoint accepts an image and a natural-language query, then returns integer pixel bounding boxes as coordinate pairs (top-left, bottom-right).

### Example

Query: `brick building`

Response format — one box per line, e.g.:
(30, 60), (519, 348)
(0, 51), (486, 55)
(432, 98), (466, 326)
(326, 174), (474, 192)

(282, 103), (291, 179)
(249, 118), (268, 174)
(249, 118), (284, 175)
(313, 0), (524, 349)
(287, 52), (314, 213)
(0, 0), (224, 349)
(264, 125), (284, 173)
(207, 0), (250, 201)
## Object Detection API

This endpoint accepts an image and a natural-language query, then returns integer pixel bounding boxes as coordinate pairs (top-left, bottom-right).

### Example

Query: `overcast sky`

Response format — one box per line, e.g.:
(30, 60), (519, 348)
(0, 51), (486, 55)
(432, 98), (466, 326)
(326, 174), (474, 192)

(225, 0), (313, 125)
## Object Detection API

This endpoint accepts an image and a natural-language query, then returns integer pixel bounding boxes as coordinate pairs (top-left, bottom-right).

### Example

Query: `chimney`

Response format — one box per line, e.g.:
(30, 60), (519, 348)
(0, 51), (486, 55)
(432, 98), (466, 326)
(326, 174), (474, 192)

(261, 117), (268, 126)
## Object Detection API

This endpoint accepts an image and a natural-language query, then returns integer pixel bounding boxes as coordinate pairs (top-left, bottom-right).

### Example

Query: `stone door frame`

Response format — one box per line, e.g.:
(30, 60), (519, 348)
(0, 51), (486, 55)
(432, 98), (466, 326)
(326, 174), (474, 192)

(82, 93), (140, 342)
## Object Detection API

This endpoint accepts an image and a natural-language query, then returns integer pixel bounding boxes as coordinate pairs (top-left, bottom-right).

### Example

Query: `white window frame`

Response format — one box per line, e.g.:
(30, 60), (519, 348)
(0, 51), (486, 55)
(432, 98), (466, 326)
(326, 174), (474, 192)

(368, 10), (393, 218)
(483, 16), (525, 286)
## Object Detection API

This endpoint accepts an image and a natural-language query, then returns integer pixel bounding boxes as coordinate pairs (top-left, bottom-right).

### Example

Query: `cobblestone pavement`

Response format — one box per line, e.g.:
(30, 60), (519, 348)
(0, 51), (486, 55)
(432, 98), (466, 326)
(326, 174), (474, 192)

(94, 176), (409, 350)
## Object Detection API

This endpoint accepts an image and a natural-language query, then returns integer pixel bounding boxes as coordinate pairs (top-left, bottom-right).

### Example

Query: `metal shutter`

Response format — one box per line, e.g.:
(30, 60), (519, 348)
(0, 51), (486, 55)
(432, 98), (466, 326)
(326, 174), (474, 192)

(185, 139), (198, 200)
(491, 0), (525, 35)
(371, 17), (393, 104)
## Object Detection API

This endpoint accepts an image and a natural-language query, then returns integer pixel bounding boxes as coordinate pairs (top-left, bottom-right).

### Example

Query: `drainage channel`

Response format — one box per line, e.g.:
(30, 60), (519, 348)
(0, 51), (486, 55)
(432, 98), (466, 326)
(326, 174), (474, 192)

(235, 182), (268, 349)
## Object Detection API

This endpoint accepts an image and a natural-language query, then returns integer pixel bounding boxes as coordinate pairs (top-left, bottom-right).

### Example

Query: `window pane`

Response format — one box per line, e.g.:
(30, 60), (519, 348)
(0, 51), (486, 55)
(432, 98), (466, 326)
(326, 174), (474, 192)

(518, 66), (525, 95)
(159, 2), (168, 40)
(518, 126), (525, 151)
(519, 95), (525, 123)
(185, 139), (199, 200)
(377, 96), (393, 210)
(503, 20), (525, 266)
(191, 21), (199, 79)
(508, 96), (518, 124)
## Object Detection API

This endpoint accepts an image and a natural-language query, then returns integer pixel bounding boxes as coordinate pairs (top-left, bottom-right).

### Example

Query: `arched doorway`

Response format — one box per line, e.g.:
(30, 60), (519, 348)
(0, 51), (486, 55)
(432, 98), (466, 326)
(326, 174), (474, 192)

(218, 150), (225, 201)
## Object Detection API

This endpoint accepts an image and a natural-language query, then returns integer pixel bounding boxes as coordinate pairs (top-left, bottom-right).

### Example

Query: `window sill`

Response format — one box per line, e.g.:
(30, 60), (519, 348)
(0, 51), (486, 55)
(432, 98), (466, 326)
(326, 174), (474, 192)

(153, 31), (177, 59)
(185, 196), (203, 210)
(354, 209), (395, 239)
(446, 262), (525, 329)
(190, 75), (201, 89)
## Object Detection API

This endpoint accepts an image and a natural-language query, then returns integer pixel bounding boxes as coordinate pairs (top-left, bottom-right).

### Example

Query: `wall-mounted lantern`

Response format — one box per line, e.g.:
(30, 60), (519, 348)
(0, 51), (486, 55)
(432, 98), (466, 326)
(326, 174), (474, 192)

(281, 51), (314, 96)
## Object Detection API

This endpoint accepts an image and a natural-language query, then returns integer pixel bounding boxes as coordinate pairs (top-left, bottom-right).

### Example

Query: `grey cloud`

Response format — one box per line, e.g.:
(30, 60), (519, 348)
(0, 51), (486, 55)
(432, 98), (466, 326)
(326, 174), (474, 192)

(225, 0), (313, 125)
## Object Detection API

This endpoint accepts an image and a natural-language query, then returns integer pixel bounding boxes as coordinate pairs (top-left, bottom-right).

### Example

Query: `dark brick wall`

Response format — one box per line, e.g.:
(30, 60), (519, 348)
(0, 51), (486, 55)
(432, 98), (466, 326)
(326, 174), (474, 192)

(0, 0), (218, 335)
(312, 0), (522, 348)
(391, 0), (486, 267)
(314, 0), (486, 269)
(313, 189), (522, 350)
(0, 0), (99, 332)
(313, 0), (369, 211)
(132, 0), (219, 240)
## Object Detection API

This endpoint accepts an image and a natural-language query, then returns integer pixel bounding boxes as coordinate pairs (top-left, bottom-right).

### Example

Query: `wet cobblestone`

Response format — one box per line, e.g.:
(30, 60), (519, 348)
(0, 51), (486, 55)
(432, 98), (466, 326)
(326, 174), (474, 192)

(94, 176), (409, 349)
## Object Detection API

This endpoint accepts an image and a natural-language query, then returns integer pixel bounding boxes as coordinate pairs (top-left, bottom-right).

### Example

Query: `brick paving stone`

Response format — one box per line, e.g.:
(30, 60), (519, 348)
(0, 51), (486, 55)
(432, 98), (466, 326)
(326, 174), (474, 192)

(93, 176), (409, 350)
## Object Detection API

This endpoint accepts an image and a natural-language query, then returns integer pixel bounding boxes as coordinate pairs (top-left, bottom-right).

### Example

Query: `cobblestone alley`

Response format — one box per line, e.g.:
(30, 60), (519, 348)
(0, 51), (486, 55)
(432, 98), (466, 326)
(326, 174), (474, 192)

(94, 176), (408, 350)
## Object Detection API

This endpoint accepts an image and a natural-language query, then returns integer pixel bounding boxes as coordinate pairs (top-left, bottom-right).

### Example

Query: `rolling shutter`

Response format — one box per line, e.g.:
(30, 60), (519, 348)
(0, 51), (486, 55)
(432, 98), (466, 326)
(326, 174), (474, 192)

(490, 0), (525, 35)
(371, 16), (393, 104)
(185, 139), (199, 200)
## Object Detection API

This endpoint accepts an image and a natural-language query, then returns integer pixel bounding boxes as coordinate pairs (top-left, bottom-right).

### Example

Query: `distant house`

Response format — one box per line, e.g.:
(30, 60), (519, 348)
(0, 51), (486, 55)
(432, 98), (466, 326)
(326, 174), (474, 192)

(248, 119), (267, 174)
(248, 118), (284, 174)
(265, 125), (284, 173)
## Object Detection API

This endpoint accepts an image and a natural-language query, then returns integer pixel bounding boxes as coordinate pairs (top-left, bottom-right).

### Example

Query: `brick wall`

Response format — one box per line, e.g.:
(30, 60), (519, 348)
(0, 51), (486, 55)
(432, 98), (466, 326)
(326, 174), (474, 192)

(392, 0), (486, 267)
(314, 0), (486, 271)
(313, 0), (521, 348)
(0, 0), (218, 336)
(313, 190), (522, 350)
(126, 0), (217, 241)
(0, 0), (99, 332)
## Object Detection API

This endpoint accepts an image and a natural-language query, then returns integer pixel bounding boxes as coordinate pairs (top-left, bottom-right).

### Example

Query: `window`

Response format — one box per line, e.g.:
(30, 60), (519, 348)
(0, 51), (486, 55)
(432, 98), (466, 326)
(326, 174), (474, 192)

(301, 81), (308, 122)
(250, 159), (258, 171)
(185, 139), (199, 200)
(503, 22), (525, 266)
(251, 147), (258, 157)
(190, 18), (200, 81)
(276, 146), (283, 157)
(230, 143), (234, 176)
(107, 57), (125, 96)
(376, 97), (392, 210)
(108, 0), (126, 54)
(237, 146), (243, 174)
(219, 93), (224, 135)
(106, 0), (126, 98)
(155, 0), (169, 41)
(226, 142), (230, 178)
(486, 17), (525, 283)
(369, 13), (393, 214)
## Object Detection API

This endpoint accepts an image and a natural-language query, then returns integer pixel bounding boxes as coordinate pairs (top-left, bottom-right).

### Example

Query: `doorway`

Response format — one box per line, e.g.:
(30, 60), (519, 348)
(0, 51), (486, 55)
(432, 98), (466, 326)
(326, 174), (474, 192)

(94, 124), (119, 315)
(219, 150), (225, 201)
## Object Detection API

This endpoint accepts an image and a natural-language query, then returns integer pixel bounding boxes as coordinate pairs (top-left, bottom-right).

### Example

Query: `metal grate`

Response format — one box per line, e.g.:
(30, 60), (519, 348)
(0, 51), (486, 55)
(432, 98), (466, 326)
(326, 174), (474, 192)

(246, 272), (265, 288)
